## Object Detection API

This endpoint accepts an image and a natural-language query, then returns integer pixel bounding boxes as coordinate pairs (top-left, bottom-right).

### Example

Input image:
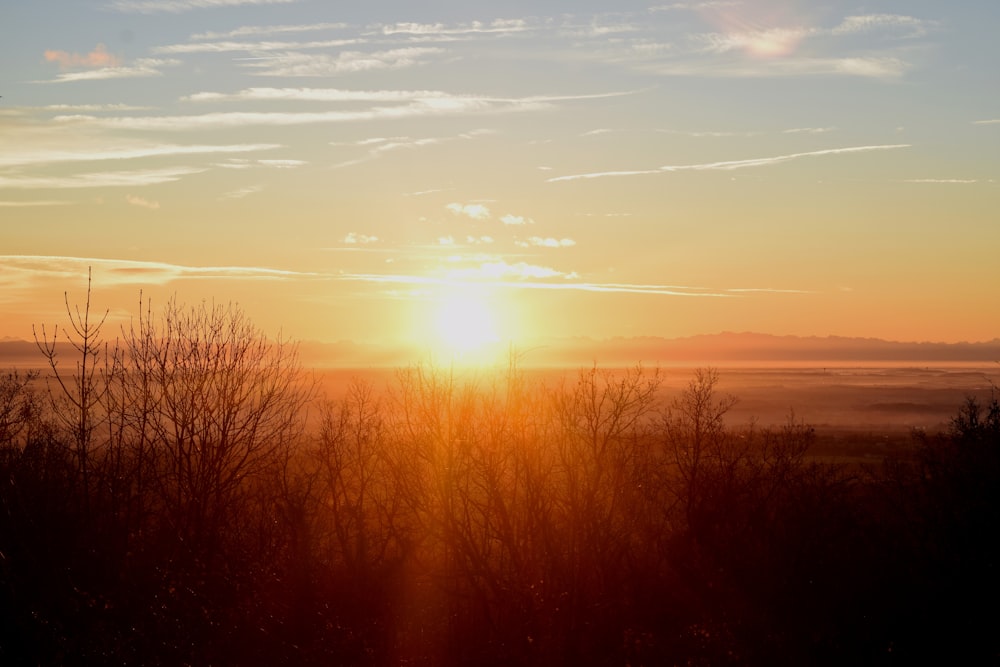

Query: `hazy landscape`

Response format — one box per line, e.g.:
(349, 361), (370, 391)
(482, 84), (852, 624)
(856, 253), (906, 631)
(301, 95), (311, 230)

(3, 0), (999, 664)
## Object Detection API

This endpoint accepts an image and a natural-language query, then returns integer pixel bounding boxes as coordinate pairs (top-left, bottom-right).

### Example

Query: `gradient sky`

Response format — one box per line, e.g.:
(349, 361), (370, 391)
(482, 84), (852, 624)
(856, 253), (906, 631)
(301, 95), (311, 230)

(1, 0), (998, 353)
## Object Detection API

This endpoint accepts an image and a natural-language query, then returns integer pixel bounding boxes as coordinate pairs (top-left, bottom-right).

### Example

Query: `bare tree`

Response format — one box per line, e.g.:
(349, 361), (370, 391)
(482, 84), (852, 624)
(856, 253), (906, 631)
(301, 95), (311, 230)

(33, 268), (116, 517)
(109, 297), (313, 563)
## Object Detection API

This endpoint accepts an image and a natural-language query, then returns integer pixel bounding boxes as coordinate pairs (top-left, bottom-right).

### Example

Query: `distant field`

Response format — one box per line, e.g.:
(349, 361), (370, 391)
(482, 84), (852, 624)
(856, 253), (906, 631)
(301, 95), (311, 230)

(309, 364), (998, 434)
(11, 357), (994, 452)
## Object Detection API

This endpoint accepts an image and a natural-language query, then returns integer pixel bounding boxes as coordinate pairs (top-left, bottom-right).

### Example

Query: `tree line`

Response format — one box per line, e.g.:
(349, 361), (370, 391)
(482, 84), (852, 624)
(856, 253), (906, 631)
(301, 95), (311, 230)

(2, 282), (999, 665)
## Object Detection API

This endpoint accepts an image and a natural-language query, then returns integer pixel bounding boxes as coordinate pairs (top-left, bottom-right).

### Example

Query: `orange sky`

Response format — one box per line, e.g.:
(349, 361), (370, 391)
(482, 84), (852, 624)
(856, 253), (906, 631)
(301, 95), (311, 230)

(2, 1), (998, 357)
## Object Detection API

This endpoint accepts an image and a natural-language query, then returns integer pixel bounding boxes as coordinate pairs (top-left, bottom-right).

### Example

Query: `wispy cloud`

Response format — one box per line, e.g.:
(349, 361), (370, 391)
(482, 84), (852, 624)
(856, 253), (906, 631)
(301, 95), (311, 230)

(973, 119), (1000, 125)
(645, 55), (909, 79)
(39, 58), (180, 83)
(44, 43), (121, 69)
(212, 157), (303, 169)
(783, 126), (836, 134)
(239, 47), (444, 77)
(38, 103), (152, 112)
(831, 14), (936, 38)
(694, 27), (812, 57)
(191, 22), (347, 40)
(0, 255), (321, 287)
(549, 144), (910, 182)
(184, 87), (468, 103)
(0, 167), (206, 189)
(107, 0), (297, 13)
(902, 178), (978, 184)
(219, 185), (262, 200)
(341, 273), (762, 298)
(374, 19), (530, 37)
(125, 194), (160, 209)
(0, 200), (73, 207)
(57, 89), (633, 131)
(331, 130), (490, 169)
(153, 38), (361, 55)
(650, 1), (741, 11)
(0, 142), (279, 169)
(53, 99), (543, 132)
(446, 260), (575, 281)
(516, 237), (576, 248)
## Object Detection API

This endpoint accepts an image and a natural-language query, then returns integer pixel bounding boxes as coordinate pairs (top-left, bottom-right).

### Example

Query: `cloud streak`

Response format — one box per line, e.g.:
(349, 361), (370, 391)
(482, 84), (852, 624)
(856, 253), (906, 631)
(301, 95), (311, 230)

(0, 142), (279, 169)
(0, 167), (207, 190)
(107, 0), (297, 13)
(0, 200), (73, 207)
(339, 273), (789, 298)
(0, 255), (319, 287)
(548, 144), (910, 182)
(39, 58), (180, 83)
(190, 22), (347, 40)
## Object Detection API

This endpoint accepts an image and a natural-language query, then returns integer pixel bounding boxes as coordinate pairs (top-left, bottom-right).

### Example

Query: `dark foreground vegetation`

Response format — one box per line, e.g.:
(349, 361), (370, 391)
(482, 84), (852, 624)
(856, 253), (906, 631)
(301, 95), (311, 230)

(2, 289), (999, 665)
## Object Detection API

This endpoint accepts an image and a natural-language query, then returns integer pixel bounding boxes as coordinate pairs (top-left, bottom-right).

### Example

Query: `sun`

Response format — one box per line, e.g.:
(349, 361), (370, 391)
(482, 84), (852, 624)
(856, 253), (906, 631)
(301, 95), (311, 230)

(433, 291), (500, 359)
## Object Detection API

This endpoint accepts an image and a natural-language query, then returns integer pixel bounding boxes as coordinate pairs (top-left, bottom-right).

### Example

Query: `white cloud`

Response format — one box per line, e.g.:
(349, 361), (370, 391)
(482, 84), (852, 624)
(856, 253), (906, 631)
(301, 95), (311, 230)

(446, 203), (491, 220)
(500, 214), (533, 225)
(125, 194), (160, 209)
(516, 237), (576, 248)
(107, 0), (296, 13)
(344, 232), (379, 244)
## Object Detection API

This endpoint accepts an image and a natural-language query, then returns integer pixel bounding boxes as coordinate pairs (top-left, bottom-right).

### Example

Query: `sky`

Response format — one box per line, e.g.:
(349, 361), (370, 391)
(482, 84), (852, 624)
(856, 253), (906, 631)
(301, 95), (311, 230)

(1, 0), (998, 359)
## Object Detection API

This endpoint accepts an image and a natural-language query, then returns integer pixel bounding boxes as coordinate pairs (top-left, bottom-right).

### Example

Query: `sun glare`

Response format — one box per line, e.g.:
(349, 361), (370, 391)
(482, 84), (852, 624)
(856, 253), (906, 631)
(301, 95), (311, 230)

(434, 291), (500, 357)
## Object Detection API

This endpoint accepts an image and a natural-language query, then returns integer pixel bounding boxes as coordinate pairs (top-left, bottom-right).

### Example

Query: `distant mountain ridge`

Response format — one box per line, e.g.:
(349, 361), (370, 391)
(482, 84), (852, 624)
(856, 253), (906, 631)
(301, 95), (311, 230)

(530, 332), (1000, 366)
(3, 333), (999, 368)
